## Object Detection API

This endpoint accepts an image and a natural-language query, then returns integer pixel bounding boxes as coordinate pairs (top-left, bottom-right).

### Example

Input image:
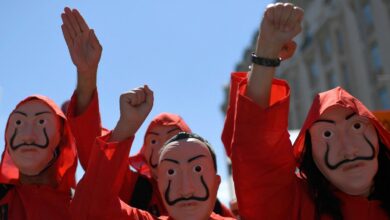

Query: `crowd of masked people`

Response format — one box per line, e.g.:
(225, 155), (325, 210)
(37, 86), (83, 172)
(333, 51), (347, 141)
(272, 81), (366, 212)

(1, 2), (390, 220)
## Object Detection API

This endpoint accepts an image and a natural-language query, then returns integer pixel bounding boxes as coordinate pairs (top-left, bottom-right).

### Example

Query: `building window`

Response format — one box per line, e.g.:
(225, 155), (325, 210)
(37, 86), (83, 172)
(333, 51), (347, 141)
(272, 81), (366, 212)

(362, 2), (374, 29)
(321, 36), (333, 63)
(290, 69), (300, 100)
(307, 60), (320, 89)
(386, 1), (390, 17)
(379, 87), (390, 109)
(335, 29), (344, 54)
(370, 42), (383, 74)
(326, 71), (338, 89)
(341, 64), (351, 91)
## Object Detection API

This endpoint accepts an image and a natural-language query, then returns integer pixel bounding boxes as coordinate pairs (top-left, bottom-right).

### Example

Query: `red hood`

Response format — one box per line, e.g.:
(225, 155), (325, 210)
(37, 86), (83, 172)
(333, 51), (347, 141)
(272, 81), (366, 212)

(0, 95), (77, 190)
(293, 87), (390, 164)
(128, 112), (191, 177)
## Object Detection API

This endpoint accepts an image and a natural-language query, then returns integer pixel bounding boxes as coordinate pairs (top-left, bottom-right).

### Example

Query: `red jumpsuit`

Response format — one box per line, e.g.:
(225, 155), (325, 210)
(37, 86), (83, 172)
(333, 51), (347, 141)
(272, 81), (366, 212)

(67, 90), (234, 217)
(0, 95), (77, 220)
(70, 132), (234, 220)
(223, 72), (390, 220)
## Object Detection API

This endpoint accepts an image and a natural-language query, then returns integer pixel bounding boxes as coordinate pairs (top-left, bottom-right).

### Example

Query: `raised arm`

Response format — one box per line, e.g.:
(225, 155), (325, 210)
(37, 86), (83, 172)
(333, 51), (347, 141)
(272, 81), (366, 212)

(61, 8), (105, 170)
(71, 86), (155, 220)
(246, 3), (303, 108)
(61, 7), (102, 115)
(228, 4), (304, 220)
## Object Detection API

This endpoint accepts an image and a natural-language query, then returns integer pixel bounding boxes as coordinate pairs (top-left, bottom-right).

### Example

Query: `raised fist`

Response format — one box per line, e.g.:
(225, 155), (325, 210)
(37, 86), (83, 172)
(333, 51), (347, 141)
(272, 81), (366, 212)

(256, 3), (304, 58)
(111, 85), (154, 141)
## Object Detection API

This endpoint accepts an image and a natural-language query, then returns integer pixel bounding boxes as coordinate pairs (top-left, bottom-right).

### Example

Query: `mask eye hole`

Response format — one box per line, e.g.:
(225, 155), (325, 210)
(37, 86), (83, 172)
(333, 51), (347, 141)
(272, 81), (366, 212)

(353, 122), (362, 130)
(38, 119), (46, 125)
(193, 165), (202, 173)
(151, 139), (157, 145)
(167, 169), (176, 176)
(322, 130), (333, 139)
(15, 120), (22, 126)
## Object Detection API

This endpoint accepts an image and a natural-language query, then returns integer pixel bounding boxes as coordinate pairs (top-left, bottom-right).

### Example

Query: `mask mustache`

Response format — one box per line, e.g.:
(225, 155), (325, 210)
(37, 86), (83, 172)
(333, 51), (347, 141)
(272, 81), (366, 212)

(325, 135), (375, 170)
(9, 128), (49, 150)
(149, 149), (158, 168)
(165, 175), (209, 206)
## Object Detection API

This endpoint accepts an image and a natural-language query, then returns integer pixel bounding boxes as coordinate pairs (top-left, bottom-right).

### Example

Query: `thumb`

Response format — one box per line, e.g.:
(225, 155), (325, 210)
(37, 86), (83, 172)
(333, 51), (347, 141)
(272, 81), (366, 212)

(279, 41), (297, 61)
(90, 29), (101, 49)
(144, 85), (154, 107)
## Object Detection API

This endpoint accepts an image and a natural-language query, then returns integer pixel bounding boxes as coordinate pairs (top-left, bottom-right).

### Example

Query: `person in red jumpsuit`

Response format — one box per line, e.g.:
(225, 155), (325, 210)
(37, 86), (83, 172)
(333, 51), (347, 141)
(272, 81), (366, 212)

(223, 2), (390, 220)
(0, 95), (77, 219)
(61, 7), (233, 217)
(71, 85), (234, 220)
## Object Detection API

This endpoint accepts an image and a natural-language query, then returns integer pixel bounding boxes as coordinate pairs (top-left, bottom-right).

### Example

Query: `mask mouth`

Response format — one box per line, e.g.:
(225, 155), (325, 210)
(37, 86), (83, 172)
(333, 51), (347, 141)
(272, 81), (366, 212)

(164, 175), (210, 206)
(10, 128), (49, 150)
(149, 149), (158, 169)
(341, 162), (365, 172)
(22, 147), (60, 177)
(325, 136), (375, 170)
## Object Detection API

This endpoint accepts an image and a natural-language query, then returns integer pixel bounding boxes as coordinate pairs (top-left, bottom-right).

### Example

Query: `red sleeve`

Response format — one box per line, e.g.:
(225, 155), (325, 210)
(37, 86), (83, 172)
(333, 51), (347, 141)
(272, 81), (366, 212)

(70, 133), (156, 220)
(221, 72), (247, 157)
(67, 90), (138, 203)
(67, 89), (108, 170)
(229, 72), (297, 220)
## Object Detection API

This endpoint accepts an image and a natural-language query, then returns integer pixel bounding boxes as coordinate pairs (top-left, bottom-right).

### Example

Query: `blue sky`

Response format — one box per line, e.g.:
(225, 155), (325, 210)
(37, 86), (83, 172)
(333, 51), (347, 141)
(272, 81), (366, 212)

(0, 0), (273, 205)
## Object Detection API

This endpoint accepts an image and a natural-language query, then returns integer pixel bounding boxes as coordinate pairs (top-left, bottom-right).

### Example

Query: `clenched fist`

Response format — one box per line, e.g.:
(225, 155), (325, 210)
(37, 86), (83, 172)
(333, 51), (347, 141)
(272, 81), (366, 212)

(110, 85), (154, 142)
(256, 3), (304, 59)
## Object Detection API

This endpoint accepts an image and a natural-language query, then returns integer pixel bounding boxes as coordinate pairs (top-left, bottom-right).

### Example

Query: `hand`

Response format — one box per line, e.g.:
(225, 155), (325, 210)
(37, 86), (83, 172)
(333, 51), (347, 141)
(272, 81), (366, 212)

(61, 7), (102, 115)
(110, 85), (154, 142)
(256, 3), (304, 58)
(61, 7), (102, 78)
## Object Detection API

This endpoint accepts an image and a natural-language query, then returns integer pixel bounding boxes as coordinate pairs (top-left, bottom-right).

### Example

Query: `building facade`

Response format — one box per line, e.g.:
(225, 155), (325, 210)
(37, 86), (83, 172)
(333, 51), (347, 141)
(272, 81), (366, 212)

(231, 0), (390, 129)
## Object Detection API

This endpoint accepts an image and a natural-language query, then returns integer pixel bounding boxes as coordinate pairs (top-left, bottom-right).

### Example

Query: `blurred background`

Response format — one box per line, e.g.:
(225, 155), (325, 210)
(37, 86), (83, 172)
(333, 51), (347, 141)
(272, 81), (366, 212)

(0, 0), (389, 210)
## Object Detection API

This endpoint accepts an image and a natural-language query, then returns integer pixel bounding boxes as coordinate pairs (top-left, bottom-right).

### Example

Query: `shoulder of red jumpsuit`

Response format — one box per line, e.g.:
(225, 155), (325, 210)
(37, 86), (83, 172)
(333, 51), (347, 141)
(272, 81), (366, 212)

(0, 95), (77, 191)
(293, 87), (390, 164)
(221, 71), (290, 157)
(128, 112), (192, 177)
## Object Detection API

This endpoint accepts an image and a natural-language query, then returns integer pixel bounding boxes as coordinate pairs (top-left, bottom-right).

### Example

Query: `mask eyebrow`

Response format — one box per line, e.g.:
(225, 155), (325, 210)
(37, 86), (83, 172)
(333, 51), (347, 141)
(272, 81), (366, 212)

(12, 111), (27, 117)
(188, 155), (206, 163)
(147, 131), (159, 136)
(345, 112), (357, 120)
(313, 119), (335, 124)
(167, 128), (180, 134)
(35, 111), (52, 116)
(161, 158), (179, 164)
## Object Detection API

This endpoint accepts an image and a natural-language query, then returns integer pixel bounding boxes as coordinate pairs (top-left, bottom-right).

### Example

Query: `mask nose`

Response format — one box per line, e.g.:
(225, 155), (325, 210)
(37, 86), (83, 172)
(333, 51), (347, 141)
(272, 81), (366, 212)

(340, 132), (358, 160)
(18, 122), (37, 145)
(343, 151), (358, 160)
(179, 171), (195, 198)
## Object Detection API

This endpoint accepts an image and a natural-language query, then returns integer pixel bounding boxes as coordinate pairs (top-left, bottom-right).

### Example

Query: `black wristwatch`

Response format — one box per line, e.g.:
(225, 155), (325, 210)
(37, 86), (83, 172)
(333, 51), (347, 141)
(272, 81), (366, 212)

(251, 52), (281, 67)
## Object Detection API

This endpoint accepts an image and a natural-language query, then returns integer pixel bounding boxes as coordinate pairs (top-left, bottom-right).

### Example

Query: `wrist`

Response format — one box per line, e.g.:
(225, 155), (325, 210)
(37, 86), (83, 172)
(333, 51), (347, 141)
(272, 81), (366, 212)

(255, 37), (284, 58)
(77, 68), (97, 80)
(110, 119), (137, 142)
(76, 73), (97, 94)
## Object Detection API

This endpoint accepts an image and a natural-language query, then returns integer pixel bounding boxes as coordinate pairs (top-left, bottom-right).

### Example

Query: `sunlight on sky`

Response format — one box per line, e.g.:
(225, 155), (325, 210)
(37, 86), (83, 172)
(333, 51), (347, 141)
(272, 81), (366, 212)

(0, 0), (273, 207)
